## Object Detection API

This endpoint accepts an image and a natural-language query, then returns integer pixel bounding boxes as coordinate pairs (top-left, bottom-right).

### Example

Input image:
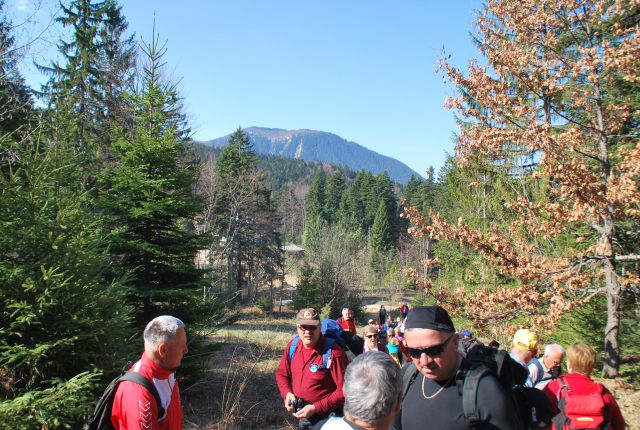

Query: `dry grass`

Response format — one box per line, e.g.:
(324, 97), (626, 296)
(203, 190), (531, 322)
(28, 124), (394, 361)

(182, 307), (298, 430)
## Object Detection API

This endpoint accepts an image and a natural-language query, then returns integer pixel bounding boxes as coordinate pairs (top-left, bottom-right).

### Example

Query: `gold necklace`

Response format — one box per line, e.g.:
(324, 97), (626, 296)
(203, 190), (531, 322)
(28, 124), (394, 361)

(421, 374), (454, 400)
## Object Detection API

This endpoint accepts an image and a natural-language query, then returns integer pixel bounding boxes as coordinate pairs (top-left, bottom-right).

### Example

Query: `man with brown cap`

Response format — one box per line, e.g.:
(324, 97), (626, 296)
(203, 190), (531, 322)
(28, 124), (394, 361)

(275, 307), (349, 426)
(391, 306), (522, 430)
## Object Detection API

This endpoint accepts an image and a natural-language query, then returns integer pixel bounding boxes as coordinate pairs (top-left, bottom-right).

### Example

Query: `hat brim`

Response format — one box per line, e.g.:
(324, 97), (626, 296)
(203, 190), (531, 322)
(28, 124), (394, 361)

(297, 319), (321, 326)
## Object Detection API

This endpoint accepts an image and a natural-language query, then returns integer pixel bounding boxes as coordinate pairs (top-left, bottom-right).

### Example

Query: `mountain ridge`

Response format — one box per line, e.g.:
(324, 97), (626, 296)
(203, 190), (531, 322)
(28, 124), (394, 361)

(201, 127), (422, 184)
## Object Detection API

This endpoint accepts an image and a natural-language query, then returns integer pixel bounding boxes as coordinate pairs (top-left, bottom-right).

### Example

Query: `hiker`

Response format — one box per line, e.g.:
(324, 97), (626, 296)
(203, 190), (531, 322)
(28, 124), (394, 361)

(510, 328), (538, 387)
(363, 324), (387, 353)
(319, 351), (402, 430)
(528, 343), (564, 389)
(399, 303), (409, 320)
(378, 305), (387, 327)
(111, 315), (188, 429)
(336, 307), (357, 334)
(542, 343), (626, 430)
(391, 306), (522, 430)
(275, 308), (349, 426)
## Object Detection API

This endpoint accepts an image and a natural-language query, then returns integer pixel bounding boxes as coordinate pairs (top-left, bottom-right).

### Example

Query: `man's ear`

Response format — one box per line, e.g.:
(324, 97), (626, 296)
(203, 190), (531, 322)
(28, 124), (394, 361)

(157, 342), (167, 358)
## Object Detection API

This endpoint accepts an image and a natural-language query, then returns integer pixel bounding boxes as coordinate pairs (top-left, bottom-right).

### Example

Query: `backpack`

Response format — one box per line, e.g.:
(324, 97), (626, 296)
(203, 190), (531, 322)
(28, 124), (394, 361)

(552, 377), (608, 430)
(401, 342), (552, 430)
(288, 319), (346, 368)
(85, 366), (165, 430)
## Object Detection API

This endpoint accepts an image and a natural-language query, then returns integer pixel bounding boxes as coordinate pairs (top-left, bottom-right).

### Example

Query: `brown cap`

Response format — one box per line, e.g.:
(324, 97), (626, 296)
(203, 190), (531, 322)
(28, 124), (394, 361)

(296, 308), (321, 326)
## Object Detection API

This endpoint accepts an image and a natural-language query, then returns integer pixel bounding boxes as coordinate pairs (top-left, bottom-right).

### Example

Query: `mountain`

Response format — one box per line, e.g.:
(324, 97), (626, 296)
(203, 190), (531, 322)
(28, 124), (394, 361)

(201, 127), (421, 184)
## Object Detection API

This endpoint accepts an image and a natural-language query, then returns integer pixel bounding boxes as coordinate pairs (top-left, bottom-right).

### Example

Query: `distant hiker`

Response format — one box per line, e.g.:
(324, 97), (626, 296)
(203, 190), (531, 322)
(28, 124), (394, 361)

(378, 305), (387, 327)
(543, 343), (626, 430)
(363, 324), (387, 353)
(111, 315), (188, 429)
(336, 307), (357, 334)
(391, 306), (522, 430)
(400, 303), (409, 320)
(529, 343), (564, 390)
(319, 351), (402, 430)
(276, 308), (348, 426)
(510, 328), (538, 387)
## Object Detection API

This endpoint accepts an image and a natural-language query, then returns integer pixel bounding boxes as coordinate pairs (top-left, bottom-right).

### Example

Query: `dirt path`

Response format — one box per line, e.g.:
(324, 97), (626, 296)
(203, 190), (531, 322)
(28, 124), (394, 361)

(182, 294), (639, 429)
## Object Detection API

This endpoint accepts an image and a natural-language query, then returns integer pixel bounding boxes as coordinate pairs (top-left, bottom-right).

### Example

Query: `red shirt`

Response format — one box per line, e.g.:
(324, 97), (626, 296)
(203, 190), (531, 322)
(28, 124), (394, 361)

(336, 317), (357, 334)
(542, 372), (626, 430)
(111, 354), (183, 430)
(275, 336), (348, 417)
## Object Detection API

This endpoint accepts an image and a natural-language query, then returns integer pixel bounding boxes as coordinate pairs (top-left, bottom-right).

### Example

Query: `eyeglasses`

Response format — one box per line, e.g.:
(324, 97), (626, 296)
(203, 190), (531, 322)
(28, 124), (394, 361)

(365, 334), (378, 339)
(297, 325), (318, 332)
(406, 334), (454, 359)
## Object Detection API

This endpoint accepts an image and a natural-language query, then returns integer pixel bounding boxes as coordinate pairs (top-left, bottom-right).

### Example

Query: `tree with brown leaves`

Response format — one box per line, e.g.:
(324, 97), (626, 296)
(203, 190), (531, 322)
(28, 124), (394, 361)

(404, 0), (640, 377)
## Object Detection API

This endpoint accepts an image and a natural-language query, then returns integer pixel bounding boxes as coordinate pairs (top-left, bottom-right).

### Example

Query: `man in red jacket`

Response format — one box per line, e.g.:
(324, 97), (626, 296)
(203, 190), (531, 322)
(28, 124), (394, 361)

(276, 307), (349, 426)
(336, 307), (357, 334)
(111, 315), (188, 429)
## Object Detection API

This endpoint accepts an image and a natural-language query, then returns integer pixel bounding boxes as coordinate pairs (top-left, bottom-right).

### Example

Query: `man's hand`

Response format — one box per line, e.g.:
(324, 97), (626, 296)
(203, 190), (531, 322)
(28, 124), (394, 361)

(284, 392), (296, 412)
(292, 403), (316, 419)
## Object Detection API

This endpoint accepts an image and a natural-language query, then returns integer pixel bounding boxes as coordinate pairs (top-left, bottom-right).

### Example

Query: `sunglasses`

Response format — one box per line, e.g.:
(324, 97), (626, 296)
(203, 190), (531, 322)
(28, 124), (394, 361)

(406, 334), (454, 359)
(365, 334), (378, 339)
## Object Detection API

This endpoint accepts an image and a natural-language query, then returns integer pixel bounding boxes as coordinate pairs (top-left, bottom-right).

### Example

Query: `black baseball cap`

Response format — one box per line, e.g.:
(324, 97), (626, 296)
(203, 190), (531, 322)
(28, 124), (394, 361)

(405, 306), (455, 332)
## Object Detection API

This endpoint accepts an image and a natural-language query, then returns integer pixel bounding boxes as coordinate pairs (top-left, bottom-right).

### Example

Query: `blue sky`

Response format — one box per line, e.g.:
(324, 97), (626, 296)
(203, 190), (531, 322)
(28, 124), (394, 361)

(9, 0), (481, 177)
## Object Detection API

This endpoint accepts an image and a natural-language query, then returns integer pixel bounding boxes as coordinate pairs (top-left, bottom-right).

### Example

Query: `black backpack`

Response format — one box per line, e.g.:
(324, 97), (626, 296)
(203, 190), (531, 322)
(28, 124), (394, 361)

(85, 367), (165, 430)
(402, 343), (552, 430)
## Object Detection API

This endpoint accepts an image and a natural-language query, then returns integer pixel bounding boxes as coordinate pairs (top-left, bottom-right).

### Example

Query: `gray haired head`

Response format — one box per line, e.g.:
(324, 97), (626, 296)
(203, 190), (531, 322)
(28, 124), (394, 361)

(343, 351), (402, 423)
(544, 343), (564, 356)
(144, 315), (185, 351)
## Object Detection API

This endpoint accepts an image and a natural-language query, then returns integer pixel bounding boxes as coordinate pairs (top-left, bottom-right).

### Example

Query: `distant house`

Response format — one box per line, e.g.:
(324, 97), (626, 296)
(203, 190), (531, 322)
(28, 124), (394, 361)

(282, 243), (304, 258)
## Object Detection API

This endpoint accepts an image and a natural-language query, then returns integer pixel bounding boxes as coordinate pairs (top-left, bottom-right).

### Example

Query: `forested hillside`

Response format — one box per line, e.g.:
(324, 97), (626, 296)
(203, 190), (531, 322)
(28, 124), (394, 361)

(0, 0), (638, 428)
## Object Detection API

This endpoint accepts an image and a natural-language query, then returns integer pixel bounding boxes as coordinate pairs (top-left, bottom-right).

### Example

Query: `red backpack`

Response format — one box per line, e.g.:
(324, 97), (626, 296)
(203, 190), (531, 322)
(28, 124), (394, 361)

(552, 377), (609, 430)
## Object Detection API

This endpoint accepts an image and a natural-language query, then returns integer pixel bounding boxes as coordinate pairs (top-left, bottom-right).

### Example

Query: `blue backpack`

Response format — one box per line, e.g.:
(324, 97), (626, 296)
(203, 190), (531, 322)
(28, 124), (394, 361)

(288, 319), (346, 369)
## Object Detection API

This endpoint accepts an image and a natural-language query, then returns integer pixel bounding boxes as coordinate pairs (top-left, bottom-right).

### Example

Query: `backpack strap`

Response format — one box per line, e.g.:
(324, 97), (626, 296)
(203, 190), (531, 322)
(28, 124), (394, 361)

(119, 372), (166, 420)
(288, 336), (334, 369)
(552, 377), (571, 430)
(462, 365), (492, 429)
(321, 336), (335, 369)
(288, 336), (301, 361)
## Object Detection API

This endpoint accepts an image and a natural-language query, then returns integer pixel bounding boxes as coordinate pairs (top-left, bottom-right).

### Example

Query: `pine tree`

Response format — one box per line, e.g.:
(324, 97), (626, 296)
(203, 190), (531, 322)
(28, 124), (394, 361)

(305, 170), (327, 224)
(98, 29), (204, 320)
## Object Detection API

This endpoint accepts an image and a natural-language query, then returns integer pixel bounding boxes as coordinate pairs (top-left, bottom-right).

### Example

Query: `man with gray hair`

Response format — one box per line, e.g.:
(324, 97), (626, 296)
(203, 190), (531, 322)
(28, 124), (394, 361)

(319, 351), (402, 430)
(111, 315), (188, 429)
(528, 343), (564, 389)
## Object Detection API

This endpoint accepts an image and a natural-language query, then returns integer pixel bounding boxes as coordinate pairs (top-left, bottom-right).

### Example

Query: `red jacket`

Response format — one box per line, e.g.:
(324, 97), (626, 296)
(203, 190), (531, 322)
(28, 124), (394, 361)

(275, 336), (348, 417)
(542, 373), (626, 430)
(336, 317), (357, 334)
(111, 354), (183, 430)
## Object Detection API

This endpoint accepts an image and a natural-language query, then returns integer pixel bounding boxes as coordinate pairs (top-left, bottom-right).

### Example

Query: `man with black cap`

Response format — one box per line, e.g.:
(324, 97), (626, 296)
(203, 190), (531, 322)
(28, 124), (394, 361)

(276, 307), (349, 426)
(391, 306), (522, 430)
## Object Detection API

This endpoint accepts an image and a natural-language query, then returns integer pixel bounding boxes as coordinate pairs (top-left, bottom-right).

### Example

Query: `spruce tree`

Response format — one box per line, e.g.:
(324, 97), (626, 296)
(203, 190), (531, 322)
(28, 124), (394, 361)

(98, 29), (204, 320)
(324, 171), (345, 223)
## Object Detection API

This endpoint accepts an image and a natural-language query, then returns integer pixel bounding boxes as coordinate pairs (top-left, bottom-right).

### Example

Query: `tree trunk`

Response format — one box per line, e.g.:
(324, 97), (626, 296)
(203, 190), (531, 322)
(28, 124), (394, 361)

(603, 236), (621, 377)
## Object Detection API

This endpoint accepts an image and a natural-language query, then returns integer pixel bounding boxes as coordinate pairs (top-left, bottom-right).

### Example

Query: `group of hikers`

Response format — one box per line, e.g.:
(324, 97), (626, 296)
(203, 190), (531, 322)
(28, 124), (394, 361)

(93, 306), (627, 430)
(275, 305), (628, 430)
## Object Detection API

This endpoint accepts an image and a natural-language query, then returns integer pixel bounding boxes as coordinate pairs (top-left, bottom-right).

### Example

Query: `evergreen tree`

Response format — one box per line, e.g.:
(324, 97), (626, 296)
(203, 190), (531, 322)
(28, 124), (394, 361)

(38, 0), (135, 160)
(98, 29), (204, 320)
(305, 170), (327, 224)
(217, 126), (257, 178)
(0, 131), (133, 428)
(292, 262), (319, 310)
(371, 198), (393, 253)
(324, 171), (345, 223)
(0, 1), (32, 136)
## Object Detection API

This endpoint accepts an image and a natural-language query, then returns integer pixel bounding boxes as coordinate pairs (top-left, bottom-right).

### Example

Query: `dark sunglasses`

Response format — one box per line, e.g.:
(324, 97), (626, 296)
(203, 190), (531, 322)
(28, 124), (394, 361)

(365, 334), (378, 339)
(406, 334), (454, 359)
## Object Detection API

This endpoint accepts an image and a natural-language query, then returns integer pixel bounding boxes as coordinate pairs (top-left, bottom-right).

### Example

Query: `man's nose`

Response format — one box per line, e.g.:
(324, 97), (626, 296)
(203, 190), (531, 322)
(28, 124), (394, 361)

(419, 353), (433, 366)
